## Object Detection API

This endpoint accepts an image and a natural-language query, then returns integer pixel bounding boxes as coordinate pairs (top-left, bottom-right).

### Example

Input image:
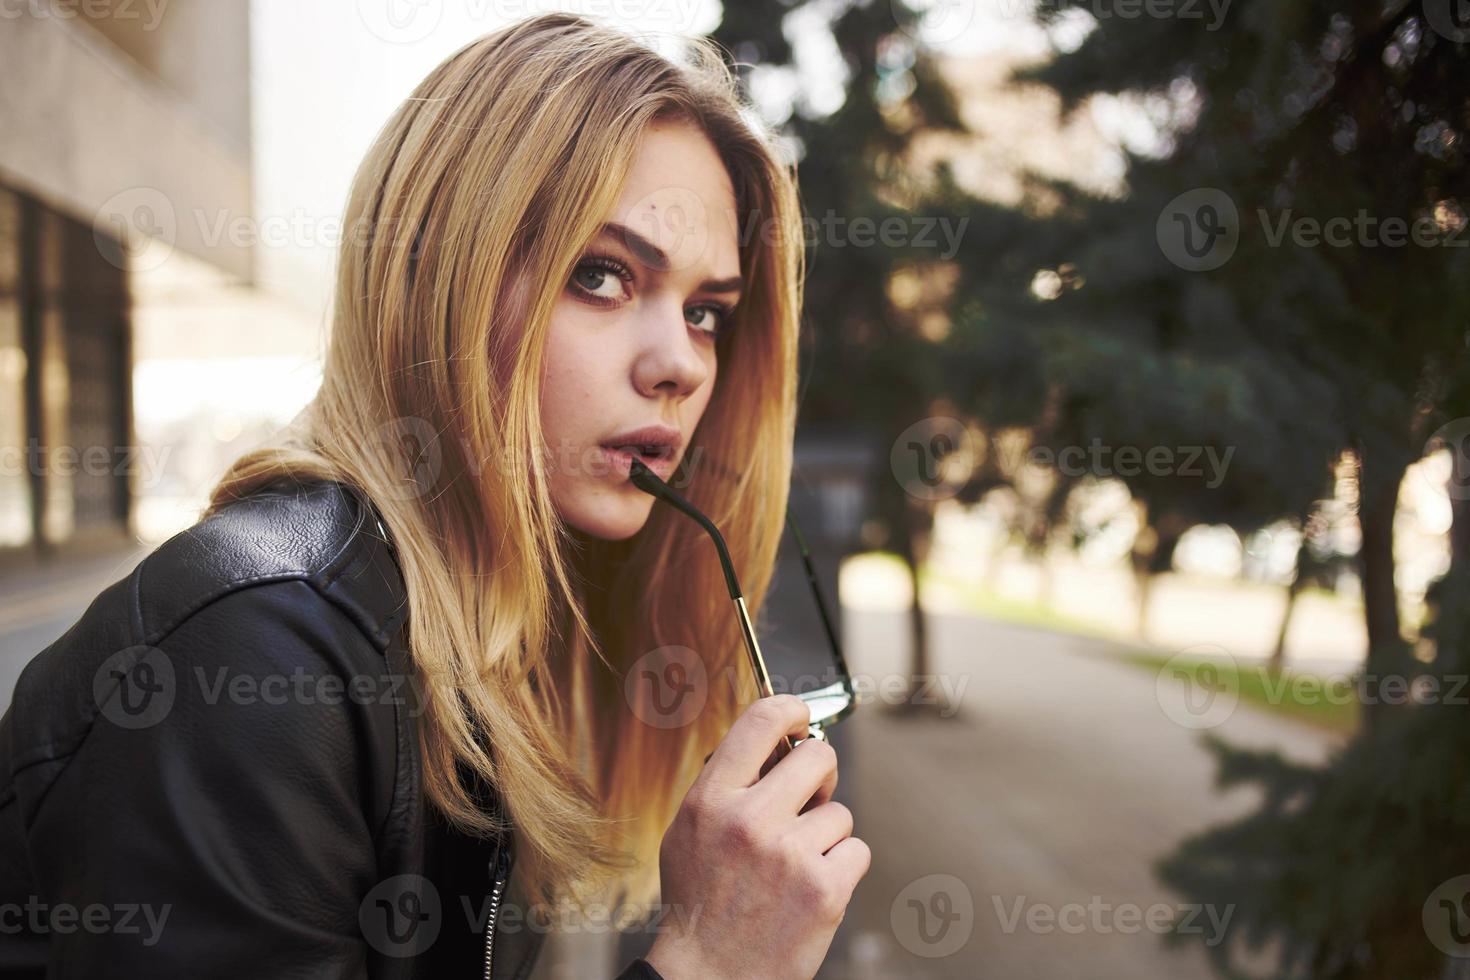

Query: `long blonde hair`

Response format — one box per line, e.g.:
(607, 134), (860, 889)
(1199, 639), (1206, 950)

(205, 13), (804, 904)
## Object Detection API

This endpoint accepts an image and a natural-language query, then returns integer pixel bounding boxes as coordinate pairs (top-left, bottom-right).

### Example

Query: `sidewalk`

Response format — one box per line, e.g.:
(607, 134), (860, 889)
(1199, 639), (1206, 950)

(0, 540), (155, 715)
(820, 607), (1338, 979)
(1, 547), (1345, 976)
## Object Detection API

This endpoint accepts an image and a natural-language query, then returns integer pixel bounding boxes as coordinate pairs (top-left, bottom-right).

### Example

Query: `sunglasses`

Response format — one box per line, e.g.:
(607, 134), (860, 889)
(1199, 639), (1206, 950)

(628, 457), (856, 757)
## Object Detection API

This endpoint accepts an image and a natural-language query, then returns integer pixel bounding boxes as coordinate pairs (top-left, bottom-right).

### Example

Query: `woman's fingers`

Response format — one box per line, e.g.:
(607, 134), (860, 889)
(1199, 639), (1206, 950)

(751, 734), (839, 816)
(800, 739), (838, 812)
(793, 800), (854, 855)
(823, 835), (872, 894)
(701, 695), (810, 789)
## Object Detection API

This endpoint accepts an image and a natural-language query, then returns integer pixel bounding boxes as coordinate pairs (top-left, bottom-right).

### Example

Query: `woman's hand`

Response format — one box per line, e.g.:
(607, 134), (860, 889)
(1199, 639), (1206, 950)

(645, 695), (870, 980)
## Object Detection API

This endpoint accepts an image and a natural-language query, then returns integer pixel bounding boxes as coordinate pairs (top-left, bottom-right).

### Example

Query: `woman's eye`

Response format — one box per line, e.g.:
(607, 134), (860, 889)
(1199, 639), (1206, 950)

(686, 305), (727, 335)
(570, 263), (625, 302)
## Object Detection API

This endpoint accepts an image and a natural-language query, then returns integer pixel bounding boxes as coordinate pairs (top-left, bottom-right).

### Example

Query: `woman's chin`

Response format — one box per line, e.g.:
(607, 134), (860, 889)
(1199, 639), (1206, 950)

(561, 495), (653, 542)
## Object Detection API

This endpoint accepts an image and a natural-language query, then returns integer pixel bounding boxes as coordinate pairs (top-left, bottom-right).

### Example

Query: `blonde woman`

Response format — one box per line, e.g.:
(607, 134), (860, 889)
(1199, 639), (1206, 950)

(0, 12), (868, 980)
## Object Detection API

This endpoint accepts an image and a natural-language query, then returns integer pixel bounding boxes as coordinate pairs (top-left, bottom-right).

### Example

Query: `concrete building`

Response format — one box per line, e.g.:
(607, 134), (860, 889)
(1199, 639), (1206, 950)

(0, 0), (250, 557)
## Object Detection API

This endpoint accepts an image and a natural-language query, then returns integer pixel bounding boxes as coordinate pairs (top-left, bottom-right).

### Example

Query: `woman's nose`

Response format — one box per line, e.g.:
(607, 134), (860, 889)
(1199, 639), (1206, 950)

(631, 300), (710, 400)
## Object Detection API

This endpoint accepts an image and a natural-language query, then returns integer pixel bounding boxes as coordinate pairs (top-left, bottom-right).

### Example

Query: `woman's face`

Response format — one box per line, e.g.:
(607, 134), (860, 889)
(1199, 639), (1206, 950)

(539, 120), (743, 541)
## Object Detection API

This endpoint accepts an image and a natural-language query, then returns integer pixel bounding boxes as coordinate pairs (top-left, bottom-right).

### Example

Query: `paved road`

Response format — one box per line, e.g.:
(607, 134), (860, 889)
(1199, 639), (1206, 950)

(0, 543), (153, 717)
(3, 554), (1342, 978)
(818, 607), (1341, 980)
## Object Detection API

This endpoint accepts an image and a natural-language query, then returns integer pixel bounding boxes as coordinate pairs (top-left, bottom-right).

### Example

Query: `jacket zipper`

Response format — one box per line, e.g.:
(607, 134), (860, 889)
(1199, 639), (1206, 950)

(368, 503), (513, 978)
(483, 834), (513, 980)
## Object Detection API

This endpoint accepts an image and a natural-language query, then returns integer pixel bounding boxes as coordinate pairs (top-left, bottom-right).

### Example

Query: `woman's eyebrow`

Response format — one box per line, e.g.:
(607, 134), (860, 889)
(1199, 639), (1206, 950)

(599, 221), (744, 294)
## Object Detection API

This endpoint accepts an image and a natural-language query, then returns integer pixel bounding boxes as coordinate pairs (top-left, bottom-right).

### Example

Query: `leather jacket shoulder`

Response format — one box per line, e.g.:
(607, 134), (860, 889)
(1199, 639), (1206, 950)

(0, 477), (661, 980)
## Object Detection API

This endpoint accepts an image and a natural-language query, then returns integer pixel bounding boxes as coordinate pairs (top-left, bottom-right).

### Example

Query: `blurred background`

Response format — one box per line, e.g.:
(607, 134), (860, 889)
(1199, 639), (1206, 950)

(2, 1), (1468, 977)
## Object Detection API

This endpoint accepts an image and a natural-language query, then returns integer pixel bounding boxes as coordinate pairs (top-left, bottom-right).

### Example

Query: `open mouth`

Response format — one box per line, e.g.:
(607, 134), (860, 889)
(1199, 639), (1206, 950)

(599, 442), (678, 479)
(601, 443), (675, 463)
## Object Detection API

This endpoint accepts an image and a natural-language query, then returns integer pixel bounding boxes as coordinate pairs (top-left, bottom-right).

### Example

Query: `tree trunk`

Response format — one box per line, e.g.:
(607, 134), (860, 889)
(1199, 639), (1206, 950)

(1036, 550), (1054, 611)
(1355, 450), (1409, 730)
(1133, 563), (1153, 642)
(1432, 438), (1470, 673)
(1450, 439), (1470, 579)
(1269, 537), (1308, 674)
(1131, 512), (1157, 642)
(898, 496), (940, 713)
(1270, 578), (1303, 675)
(900, 529), (928, 679)
(1132, 521), (1181, 645)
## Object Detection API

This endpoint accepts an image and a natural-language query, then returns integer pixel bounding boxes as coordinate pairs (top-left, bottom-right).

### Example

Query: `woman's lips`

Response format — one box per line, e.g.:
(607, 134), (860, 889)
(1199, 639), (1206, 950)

(598, 445), (678, 481)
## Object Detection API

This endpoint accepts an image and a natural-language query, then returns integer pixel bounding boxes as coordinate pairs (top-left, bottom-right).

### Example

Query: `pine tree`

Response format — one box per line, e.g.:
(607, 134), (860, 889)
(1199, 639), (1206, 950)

(948, 0), (1470, 975)
(711, 1), (977, 708)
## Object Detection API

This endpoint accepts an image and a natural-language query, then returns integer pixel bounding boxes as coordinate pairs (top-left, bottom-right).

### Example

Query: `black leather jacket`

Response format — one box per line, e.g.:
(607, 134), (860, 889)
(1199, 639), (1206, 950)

(0, 478), (663, 980)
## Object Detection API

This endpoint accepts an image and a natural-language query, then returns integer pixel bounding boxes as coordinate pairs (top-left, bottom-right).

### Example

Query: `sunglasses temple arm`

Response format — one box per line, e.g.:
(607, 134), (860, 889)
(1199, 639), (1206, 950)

(784, 509), (853, 689)
(720, 567), (791, 757)
(676, 505), (778, 702)
(628, 464), (780, 704)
